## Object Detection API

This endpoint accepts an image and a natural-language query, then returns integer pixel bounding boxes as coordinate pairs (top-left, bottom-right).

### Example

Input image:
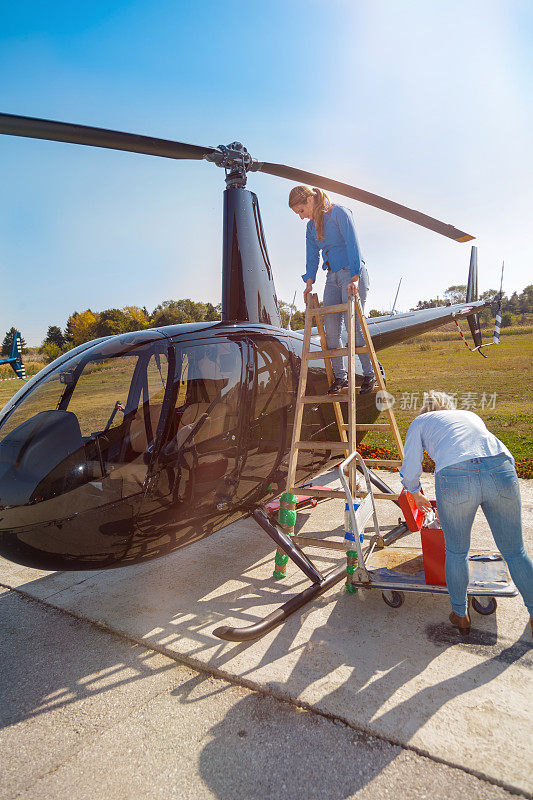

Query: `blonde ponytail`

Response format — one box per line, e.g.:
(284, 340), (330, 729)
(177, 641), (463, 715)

(311, 188), (332, 241)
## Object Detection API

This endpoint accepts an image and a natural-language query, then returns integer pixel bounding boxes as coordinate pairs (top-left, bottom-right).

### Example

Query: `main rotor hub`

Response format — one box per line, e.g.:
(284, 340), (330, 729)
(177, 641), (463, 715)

(205, 141), (255, 188)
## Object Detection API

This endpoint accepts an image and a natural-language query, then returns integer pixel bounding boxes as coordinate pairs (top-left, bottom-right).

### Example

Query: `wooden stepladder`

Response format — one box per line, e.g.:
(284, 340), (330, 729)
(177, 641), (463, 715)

(272, 292), (405, 578)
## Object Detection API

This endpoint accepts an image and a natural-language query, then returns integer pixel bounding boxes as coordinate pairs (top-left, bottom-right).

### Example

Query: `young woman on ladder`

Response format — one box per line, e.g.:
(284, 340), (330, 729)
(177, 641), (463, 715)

(289, 185), (376, 395)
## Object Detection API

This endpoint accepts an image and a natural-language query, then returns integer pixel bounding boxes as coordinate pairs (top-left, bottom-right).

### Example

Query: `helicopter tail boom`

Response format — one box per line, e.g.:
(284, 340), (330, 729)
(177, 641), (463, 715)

(363, 298), (491, 351)
(309, 245), (492, 353)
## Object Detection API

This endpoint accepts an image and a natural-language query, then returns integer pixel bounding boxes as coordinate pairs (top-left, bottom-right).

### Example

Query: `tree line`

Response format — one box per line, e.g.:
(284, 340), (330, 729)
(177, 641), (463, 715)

(368, 283), (533, 326)
(2, 283), (531, 364)
(37, 301), (222, 362)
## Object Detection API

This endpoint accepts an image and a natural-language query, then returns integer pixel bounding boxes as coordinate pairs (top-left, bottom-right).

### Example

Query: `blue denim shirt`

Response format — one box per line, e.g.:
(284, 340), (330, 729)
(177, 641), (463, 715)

(400, 410), (514, 493)
(302, 204), (364, 283)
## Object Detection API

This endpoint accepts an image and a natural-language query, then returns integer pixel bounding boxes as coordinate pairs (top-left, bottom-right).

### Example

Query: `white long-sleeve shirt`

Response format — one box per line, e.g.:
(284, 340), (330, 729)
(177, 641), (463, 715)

(400, 410), (514, 493)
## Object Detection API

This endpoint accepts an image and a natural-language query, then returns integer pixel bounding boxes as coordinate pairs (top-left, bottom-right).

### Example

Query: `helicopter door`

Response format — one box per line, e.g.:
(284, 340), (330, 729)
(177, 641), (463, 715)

(134, 338), (245, 540)
(238, 335), (294, 501)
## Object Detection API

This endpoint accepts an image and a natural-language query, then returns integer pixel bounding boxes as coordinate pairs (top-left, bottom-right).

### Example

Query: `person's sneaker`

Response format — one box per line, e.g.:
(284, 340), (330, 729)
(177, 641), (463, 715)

(359, 375), (377, 394)
(327, 376), (349, 395)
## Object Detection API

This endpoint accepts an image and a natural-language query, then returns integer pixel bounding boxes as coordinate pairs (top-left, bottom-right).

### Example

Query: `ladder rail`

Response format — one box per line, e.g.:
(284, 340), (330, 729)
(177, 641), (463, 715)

(354, 295), (405, 460)
(346, 295), (357, 495)
(285, 300), (315, 492)
(338, 451), (380, 581)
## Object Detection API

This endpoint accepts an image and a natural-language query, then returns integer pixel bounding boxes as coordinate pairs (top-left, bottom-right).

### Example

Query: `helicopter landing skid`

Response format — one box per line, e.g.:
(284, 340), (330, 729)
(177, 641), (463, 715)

(213, 562), (346, 642)
(213, 508), (346, 642)
(213, 510), (410, 642)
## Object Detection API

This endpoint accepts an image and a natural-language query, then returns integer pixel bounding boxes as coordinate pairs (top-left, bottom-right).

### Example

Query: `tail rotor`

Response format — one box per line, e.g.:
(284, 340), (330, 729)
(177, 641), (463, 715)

(0, 331), (27, 380)
(453, 248), (504, 357)
(465, 246), (484, 354)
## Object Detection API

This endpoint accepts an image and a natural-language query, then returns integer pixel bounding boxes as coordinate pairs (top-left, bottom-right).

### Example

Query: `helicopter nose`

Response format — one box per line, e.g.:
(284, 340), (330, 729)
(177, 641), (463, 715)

(0, 408), (141, 568)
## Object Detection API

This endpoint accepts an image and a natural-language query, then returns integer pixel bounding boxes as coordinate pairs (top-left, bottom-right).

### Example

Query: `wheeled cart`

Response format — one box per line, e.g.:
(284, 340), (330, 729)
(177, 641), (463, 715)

(347, 547), (517, 615)
(340, 453), (518, 615)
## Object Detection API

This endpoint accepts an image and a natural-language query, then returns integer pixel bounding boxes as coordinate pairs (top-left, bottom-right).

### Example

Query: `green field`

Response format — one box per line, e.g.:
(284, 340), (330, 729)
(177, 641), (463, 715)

(1, 333), (531, 464)
(374, 332), (533, 463)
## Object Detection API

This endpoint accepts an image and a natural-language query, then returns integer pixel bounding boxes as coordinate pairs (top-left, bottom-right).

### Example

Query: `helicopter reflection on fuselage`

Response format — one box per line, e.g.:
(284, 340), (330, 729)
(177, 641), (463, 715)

(0, 324), (379, 571)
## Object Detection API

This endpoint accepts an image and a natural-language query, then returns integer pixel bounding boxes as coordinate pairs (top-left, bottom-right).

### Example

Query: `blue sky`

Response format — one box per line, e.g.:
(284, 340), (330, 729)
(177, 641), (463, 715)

(1, 0), (532, 344)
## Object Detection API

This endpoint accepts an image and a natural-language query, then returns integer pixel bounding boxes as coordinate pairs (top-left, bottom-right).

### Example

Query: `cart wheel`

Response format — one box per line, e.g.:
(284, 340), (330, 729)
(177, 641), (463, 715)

(471, 596), (497, 615)
(381, 590), (405, 608)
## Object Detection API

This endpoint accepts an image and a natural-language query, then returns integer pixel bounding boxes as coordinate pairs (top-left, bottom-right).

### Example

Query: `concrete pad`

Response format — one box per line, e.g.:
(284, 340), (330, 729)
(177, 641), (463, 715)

(0, 592), (520, 800)
(1, 472), (532, 794)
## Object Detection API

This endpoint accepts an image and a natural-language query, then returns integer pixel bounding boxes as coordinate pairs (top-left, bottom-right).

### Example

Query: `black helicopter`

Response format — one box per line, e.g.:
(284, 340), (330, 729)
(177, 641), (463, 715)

(0, 114), (492, 637)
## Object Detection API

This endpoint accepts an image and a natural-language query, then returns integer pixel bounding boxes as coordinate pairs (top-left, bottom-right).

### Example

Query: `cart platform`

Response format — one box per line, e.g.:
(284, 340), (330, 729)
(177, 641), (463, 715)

(350, 547), (517, 598)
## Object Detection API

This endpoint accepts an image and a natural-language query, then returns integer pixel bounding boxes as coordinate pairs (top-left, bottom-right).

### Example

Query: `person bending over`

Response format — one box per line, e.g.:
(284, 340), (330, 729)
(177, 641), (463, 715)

(400, 391), (533, 636)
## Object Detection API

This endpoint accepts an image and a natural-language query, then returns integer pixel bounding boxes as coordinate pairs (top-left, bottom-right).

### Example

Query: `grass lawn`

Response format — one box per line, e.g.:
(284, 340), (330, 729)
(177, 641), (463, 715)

(370, 333), (533, 470)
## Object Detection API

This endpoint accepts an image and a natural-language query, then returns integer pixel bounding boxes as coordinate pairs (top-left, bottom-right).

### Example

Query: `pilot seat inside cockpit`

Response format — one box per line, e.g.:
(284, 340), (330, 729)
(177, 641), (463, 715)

(164, 342), (241, 506)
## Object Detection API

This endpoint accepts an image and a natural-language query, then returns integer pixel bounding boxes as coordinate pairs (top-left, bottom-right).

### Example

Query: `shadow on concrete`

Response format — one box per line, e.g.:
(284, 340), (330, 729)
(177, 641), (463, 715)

(197, 691), (401, 800)
(0, 590), (176, 730)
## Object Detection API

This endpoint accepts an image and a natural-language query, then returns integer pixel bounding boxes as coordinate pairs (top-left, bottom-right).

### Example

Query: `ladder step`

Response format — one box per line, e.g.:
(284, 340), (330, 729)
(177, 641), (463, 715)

(312, 303), (349, 315)
(342, 423), (392, 431)
(356, 491), (401, 501)
(296, 441), (350, 452)
(362, 459), (403, 467)
(300, 394), (349, 404)
(307, 348), (348, 359)
(307, 347), (368, 359)
(290, 487), (346, 498)
(292, 536), (347, 551)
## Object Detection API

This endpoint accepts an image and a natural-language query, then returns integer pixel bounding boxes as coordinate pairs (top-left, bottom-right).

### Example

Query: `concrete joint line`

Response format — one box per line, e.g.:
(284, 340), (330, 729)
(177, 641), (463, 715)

(1, 581), (529, 799)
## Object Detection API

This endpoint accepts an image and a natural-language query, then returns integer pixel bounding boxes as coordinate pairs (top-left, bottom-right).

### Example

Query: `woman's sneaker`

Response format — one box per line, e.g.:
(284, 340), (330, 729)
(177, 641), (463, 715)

(327, 376), (349, 394)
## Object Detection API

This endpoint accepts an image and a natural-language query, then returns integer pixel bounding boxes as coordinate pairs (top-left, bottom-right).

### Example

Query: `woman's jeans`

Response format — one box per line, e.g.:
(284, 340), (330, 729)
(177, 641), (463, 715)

(323, 266), (374, 379)
(435, 454), (533, 618)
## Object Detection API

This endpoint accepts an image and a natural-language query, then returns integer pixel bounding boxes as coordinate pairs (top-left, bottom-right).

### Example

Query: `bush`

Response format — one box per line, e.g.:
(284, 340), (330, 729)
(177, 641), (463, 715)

(40, 342), (63, 364)
(357, 444), (532, 479)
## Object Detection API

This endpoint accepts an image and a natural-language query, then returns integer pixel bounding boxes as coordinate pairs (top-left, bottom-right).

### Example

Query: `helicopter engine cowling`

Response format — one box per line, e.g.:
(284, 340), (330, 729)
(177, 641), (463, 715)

(222, 187), (282, 327)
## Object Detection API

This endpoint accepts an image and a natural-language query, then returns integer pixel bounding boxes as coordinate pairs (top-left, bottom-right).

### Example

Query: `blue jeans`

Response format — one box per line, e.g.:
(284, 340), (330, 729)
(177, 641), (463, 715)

(322, 266), (374, 379)
(435, 454), (533, 617)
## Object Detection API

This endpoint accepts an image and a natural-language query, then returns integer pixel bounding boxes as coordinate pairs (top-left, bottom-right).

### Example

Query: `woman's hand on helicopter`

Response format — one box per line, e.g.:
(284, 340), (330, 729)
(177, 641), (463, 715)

(347, 275), (359, 297)
(304, 278), (314, 304)
(412, 490), (433, 514)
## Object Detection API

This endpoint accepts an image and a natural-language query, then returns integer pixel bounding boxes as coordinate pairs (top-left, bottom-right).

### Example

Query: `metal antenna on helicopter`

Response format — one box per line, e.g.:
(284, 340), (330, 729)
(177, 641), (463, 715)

(390, 277), (403, 315)
(0, 112), (474, 242)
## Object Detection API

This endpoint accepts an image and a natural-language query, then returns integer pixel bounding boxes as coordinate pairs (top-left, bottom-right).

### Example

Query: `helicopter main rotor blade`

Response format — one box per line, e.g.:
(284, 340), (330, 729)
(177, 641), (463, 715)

(0, 113), (218, 161)
(254, 161), (474, 242)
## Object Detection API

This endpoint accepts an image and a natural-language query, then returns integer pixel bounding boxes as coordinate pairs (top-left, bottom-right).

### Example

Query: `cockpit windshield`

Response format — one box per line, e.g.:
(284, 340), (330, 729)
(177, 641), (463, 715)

(0, 336), (169, 447)
(0, 335), (170, 509)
